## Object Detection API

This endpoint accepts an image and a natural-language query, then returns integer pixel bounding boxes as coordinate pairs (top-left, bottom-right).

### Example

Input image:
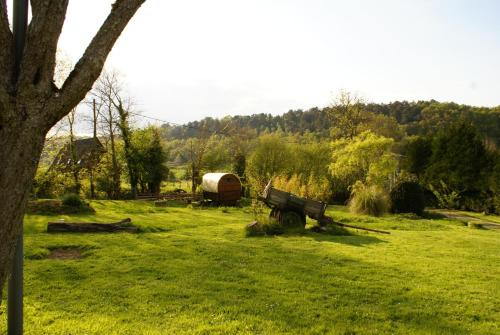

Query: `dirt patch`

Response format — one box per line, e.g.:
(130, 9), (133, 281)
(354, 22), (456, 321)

(47, 248), (83, 260)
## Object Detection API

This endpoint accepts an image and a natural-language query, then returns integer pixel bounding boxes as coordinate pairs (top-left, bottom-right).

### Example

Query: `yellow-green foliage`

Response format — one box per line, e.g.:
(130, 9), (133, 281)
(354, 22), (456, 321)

(330, 131), (397, 189)
(349, 181), (390, 216)
(273, 173), (332, 201)
(246, 134), (292, 193)
(273, 174), (306, 197)
(33, 167), (77, 198)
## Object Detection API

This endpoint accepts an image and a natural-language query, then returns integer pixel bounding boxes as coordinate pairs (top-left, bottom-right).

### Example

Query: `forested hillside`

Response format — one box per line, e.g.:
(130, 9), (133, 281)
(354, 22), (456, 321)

(160, 100), (500, 146)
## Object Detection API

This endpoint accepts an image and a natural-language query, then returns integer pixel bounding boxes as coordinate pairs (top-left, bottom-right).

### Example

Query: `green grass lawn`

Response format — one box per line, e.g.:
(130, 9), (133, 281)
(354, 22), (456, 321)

(1, 201), (499, 334)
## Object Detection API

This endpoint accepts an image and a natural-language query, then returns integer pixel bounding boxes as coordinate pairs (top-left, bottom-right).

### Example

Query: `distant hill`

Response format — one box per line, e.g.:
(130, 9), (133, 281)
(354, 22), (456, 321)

(160, 100), (500, 145)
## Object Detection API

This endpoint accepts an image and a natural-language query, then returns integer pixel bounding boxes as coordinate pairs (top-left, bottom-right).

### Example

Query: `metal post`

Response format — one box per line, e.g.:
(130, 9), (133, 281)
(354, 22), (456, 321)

(12, 0), (29, 77)
(8, 1), (29, 334)
(7, 229), (23, 335)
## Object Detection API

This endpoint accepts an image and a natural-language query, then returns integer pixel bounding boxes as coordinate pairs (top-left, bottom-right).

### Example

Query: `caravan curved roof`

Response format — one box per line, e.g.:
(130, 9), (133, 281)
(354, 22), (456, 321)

(201, 173), (241, 193)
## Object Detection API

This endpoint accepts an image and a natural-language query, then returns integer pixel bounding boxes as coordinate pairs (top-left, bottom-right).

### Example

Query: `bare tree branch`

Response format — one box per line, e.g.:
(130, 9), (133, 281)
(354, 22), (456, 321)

(47, 0), (145, 128)
(18, 0), (69, 94)
(0, 0), (13, 96)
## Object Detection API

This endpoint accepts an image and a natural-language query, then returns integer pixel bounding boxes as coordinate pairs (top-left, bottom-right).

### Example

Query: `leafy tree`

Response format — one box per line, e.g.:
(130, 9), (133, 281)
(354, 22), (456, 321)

(401, 136), (433, 178)
(225, 126), (255, 177)
(359, 113), (404, 140)
(327, 90), (367, 139)
(92, 70), (124, 198)
(0, 0), (146, 294)
(98, 69), (141, 198)
(423, 121), (493, 195)
(329, 131), (397, 190)
(95, 144), (124, 199)
(419, 102), (464, 135)
(202, 136), (231, 172)
(491, 157), (500, 213)
(132, 127), (168, 194)
(233, 153), (246, 177)
(291, 141), (331, 182)
(246, 134), (292, 192)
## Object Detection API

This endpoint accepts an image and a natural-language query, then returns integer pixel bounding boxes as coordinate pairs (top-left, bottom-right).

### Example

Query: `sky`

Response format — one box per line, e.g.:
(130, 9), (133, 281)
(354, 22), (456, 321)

(17, 0), (500, 124)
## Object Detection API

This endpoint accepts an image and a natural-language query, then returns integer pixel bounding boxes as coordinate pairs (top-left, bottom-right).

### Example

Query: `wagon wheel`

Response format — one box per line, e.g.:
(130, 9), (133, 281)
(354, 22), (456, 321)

(269, 208), (282, 222)
(281, 210), (306, 228)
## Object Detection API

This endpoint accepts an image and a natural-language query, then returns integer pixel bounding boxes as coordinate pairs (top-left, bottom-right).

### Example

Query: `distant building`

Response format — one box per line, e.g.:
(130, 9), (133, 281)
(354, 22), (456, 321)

(51, 137), (106, 172)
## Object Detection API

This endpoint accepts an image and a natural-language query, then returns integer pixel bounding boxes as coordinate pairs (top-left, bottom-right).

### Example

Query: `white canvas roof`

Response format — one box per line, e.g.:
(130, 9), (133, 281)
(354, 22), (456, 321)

(201, 173), (237, 193)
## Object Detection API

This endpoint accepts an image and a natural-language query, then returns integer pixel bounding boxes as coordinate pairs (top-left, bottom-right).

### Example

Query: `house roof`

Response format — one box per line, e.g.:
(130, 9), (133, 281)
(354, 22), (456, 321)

(51, 137), (106, 171)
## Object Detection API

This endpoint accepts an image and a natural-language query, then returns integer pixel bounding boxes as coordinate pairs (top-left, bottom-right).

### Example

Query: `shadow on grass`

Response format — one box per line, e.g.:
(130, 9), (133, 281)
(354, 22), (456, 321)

(420, 211), (447, 220)
(247, 224), (387, 247)
(158, 200), (190, 208)
(307, 228), (387, 247)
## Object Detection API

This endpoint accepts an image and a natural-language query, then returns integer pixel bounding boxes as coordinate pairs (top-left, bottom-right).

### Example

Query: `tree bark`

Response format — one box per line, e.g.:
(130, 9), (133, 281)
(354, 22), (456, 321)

(0, 112), (46, 302)
(0, 0), (146, 302)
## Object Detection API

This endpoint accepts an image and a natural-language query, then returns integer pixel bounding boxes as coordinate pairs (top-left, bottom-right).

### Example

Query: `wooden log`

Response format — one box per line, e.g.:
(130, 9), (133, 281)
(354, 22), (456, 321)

(320, 216), (390, 235)
(47, 218), (138, 233)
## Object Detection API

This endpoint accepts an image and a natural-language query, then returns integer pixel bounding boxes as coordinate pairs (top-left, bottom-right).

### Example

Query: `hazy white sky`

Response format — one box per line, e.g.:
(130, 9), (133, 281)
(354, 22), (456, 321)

(34, 1), (500, 123)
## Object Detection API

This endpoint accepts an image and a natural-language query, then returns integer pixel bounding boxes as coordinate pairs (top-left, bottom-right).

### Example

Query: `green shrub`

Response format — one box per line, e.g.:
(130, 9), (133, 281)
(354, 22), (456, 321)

(27, 199), (63, 214)
(27, 199), (95, 214)
(494, 196), (500, 215)
(429, 181), (460, 209)
(245, 216), (285, 236)
(348, 181), (389, 217)
(62, 193), (83, 207)
(262, 218), (286, 235)
(390, 181), (425, 215)
(238, 197), (252, 207)
(460, 193), (495, 213)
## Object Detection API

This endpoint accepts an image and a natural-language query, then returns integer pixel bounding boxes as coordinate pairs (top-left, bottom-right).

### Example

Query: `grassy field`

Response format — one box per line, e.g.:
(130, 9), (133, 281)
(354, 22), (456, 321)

(1, 201), (499, 334)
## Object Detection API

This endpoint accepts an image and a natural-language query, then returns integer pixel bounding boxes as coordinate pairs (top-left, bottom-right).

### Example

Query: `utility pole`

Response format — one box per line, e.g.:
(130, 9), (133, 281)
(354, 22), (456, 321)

(93, 98), (97, 139)
(89, 98), (98, 198)
(8, 1), (29, 334)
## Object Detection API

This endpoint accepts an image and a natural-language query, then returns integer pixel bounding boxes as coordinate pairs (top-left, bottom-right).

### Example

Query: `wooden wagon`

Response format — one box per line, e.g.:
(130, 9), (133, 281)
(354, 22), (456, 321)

(201, 173), (242, 205)
(259, 181), (390, 234)
(259, 181), (327, 227)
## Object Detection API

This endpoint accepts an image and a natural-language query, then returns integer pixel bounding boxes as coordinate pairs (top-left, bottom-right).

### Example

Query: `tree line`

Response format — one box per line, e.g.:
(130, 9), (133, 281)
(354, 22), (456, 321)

(161, 97), (500, 147)
(35, 88), (500, 215)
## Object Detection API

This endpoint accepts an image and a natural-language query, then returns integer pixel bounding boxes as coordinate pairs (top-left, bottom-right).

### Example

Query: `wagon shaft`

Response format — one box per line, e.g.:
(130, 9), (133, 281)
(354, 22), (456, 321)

(320, 216), (390, 234)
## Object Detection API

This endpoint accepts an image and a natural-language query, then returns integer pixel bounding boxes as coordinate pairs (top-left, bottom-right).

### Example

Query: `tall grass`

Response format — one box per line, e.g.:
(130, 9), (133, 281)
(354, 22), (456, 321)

(348, 181), (389, 217)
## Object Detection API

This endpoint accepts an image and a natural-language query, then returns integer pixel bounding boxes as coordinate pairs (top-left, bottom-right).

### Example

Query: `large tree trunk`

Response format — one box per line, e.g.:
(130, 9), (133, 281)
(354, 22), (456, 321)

(0, 113), (46, 301)
(0, 0), (146, 303)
